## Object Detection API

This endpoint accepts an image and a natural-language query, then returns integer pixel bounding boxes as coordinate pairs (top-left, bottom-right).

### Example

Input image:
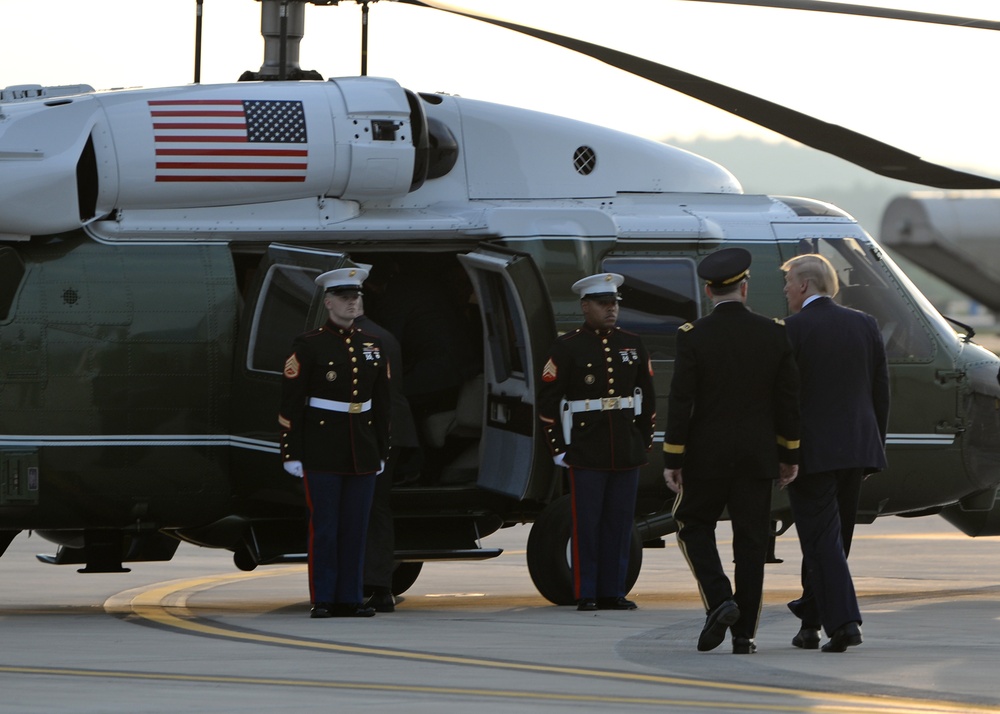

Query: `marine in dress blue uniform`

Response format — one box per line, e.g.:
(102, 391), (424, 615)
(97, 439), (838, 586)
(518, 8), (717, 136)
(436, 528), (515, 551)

(538, 273), (656, 611)
(781, 253), (889, 653)
(663, 248), (801, 654)
(279, 266), (391, 619)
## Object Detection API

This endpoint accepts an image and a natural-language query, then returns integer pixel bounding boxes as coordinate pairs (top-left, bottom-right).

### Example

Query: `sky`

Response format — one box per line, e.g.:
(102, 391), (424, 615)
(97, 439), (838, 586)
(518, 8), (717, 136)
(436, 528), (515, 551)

(3, 0), (1000, 180)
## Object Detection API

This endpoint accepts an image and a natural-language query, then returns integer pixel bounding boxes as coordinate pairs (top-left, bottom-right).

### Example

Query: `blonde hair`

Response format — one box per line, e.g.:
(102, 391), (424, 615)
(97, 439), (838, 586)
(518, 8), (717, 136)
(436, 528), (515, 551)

(781, 254), (839, 297)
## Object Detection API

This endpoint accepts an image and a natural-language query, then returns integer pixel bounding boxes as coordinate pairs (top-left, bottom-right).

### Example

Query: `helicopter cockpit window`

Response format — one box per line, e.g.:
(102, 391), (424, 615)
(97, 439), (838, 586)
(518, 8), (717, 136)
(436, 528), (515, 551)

(248, 264), (320, 373)
(791, 237), (935, 362)
(601, 257), (699, 359)
(0, 246), (25, 322)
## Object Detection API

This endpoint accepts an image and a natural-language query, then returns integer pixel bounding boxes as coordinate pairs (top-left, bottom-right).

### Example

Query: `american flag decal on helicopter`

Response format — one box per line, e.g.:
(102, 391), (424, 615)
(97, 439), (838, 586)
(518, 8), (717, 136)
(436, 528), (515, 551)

(148, 99), (308, 183)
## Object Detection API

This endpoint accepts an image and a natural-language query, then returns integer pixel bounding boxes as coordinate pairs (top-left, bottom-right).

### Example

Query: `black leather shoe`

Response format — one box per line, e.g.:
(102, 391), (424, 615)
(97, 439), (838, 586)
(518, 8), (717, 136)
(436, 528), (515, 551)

(367, 592), (396, 613)
(792, 626), (821, 649)
(697, 599), (741, 652)
(332, 603), (376, 618)
(732, 636), (757, 654)
(597, 597), (637, 610)
(821, 622), (863, 652)
(310, 603), (335, 619)
(577, 598), (598, 611)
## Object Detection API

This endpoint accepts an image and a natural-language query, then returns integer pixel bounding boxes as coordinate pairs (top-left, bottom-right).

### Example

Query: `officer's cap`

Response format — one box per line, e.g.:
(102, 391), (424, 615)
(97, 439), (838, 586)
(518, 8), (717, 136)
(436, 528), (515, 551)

(572, 273), (624, 301)
(697, 248), (751, 288)
(315, 266), (369, 295)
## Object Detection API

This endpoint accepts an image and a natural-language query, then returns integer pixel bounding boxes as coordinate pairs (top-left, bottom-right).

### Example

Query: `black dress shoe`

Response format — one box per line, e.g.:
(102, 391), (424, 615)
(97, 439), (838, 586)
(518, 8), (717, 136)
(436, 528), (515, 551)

(332, 603), (376, 618)
(310, 602), (335, 619)
(732, 636), (757, 654)
(792, 626), (821, 649)
(697, 599), (741, 652)
(577, 598), (598, 611)
(597, 597), (637, 610)
(821, 622), (862, 652)
(367, 591), (396, 613)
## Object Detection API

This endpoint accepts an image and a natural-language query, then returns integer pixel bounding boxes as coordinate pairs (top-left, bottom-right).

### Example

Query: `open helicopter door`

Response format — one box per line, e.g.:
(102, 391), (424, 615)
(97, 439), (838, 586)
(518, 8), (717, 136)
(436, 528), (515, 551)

(457, 246), (557, 500)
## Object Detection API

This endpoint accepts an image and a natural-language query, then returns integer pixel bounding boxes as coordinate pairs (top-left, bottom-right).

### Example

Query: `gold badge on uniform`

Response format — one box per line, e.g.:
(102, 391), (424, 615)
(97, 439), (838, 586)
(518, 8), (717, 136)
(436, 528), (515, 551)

(284, 353), (301, 378)
(326, 370), (337, 381)
(584, 374), (595, 385)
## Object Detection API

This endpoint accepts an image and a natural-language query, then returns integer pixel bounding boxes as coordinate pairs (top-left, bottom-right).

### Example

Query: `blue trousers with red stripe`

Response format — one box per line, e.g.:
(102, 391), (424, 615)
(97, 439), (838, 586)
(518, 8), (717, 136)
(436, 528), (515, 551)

(569, 467), (640, 600)
(303, 470), (377, 605)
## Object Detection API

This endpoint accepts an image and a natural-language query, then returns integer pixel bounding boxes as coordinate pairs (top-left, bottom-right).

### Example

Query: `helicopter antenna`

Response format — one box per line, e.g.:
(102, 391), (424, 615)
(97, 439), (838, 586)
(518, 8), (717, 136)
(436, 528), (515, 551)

(193, 0), (204, 83)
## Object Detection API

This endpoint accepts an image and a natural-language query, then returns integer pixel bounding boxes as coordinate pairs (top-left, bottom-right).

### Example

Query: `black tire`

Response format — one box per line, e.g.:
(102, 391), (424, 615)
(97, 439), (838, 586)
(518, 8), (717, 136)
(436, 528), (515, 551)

(391, 561), (423, 596)
(526, 494), (643, 606)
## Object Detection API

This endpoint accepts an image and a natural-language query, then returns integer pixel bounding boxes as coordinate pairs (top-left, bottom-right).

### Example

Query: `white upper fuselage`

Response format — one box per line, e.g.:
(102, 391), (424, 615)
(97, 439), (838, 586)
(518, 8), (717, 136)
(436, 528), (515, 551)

(0, 77), (741, 241)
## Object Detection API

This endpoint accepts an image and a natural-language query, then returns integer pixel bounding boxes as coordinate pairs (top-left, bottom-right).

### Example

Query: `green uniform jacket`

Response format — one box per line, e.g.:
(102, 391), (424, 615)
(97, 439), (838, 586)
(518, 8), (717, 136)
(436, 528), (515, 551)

(663, 301), (800, 477)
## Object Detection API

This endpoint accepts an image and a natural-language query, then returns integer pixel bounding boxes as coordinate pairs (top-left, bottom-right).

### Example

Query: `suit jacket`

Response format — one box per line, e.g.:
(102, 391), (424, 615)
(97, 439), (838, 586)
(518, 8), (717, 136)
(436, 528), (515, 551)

(279, 320), (391, 474)
(538, 324), (656, 470)
(664, 301), (800, 479)
(785, 296), (889, 475)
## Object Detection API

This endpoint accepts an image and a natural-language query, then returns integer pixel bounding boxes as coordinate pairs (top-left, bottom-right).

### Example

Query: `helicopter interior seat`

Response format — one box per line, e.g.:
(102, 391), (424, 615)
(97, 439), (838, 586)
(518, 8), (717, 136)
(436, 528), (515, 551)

(421, 373), (484, 484)
(836, 284), (902, 353)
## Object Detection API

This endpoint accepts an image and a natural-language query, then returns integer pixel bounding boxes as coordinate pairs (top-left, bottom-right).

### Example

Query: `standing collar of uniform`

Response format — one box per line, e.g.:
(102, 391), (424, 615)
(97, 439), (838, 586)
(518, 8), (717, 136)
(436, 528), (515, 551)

(323, 319), (356, 336)
(581, 323), (619, 338)
(711, 300), (746, 312)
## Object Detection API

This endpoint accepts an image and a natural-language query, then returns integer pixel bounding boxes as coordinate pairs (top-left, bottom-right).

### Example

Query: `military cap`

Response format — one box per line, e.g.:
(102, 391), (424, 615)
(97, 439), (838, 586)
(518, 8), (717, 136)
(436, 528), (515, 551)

(315, 266), (369, 295)
(572, 272), (624, 301)
(697, 248), (751, 288)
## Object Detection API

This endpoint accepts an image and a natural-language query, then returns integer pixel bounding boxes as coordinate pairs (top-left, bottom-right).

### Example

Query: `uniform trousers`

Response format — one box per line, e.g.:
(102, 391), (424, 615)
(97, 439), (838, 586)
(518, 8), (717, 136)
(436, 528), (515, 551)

(673, 474), (772, 639)
(787, 468), (863, 634)
(304, 470), (377, 605)
(569, 467), (639, 600)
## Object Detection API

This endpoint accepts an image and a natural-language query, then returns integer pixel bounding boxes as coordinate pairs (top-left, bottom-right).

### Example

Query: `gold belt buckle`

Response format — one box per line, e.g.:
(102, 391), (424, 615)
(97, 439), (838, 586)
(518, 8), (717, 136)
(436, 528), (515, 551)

(601, 397), (620, 410)
(348, 402), (363, 414)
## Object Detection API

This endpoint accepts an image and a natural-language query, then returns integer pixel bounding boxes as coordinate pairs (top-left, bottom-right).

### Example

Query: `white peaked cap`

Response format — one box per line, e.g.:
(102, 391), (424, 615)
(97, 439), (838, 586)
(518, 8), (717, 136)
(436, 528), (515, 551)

(315, 266), (369, 292)
(571, 272), (624, 299)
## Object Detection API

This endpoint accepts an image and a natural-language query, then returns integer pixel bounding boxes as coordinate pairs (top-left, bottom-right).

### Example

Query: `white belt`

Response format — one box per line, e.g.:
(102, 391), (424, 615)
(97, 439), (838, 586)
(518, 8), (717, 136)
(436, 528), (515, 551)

(565, 396), (635, 413)
(309, 397), (372, 414)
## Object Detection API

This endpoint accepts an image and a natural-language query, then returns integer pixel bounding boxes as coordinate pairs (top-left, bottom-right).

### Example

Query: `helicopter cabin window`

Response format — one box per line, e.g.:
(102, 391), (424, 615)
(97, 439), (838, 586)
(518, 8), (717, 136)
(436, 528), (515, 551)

(0, 246), (25, 322)
(247, 264), (321, 373)
(790, 237), (935, 362)
(477, 271), (528, 383)
(601, 257), (699, 359)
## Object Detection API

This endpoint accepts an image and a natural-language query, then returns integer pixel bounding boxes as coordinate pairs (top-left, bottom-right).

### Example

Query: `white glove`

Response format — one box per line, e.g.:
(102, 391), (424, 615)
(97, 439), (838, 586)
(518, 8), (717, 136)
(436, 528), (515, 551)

(553, 453), (567, 467)
(376, 460), (386, 476)
(283, 460), (304, 478)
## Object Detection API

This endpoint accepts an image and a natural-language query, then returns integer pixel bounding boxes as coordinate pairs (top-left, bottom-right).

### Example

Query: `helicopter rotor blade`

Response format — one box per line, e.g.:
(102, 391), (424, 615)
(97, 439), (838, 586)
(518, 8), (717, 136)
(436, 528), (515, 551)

(674, 1), (1000, 31)
(395, 0), (1000, 190)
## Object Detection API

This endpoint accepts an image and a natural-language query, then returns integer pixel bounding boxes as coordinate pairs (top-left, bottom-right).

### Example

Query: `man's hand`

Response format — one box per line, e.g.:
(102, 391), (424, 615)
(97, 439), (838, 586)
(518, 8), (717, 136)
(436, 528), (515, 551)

(283, 460), (304, 478)
(663, 468), (683, 493)
(778, 463), (798, 489)
(553, 453), (567, 467)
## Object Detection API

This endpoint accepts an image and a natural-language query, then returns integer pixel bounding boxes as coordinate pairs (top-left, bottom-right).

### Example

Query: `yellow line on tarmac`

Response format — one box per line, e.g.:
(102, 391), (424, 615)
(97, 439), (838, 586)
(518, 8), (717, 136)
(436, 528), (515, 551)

(102, 570), (1000, 714)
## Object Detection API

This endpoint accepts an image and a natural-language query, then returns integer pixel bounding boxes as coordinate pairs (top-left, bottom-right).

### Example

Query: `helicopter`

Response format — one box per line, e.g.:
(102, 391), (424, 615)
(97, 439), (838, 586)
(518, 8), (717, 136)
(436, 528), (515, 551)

(1, 0), (1000, 606)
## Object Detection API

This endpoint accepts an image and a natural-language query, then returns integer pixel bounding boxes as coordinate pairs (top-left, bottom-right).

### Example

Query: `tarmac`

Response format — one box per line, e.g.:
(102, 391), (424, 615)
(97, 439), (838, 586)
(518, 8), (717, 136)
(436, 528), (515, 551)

(2, 514), (1000, 713)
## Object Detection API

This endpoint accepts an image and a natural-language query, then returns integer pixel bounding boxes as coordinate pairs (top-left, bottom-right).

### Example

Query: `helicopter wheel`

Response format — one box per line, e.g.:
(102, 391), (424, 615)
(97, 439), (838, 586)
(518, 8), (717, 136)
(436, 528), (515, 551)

(233, 546), (258, 572)
(391, 561), (423, 596)
(526, 494), (643, 606)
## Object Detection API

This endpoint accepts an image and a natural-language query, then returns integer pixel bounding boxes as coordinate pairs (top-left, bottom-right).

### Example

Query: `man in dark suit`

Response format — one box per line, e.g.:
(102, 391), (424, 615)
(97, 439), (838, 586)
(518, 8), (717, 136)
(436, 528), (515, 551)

(663, 247), (800, 655)
(538, 272), (656, 612)
(781, 253), (889, 653)
(279, 266), (391, 619)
